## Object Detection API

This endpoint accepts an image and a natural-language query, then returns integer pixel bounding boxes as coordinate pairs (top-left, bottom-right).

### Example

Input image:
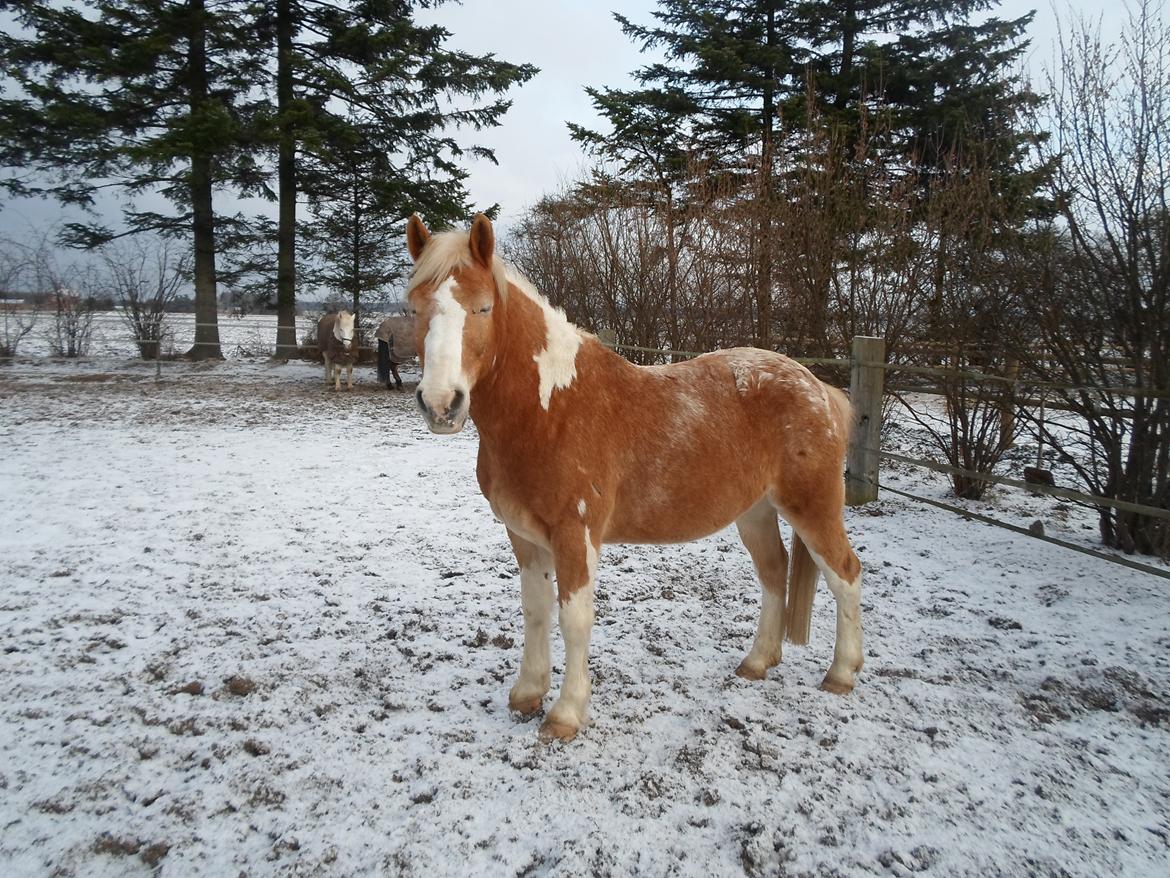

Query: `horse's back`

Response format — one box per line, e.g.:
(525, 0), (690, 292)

(318, 314), (336, 348)
(579, 346), (849, 543)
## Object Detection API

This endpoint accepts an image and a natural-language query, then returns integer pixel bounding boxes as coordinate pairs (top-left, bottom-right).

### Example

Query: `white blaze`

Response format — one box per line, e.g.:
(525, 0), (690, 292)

(419, 278), (467, 409)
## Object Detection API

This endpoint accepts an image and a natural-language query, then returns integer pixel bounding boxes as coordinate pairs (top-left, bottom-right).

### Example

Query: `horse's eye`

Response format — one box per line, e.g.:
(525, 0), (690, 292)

(478, 305), (492, 314)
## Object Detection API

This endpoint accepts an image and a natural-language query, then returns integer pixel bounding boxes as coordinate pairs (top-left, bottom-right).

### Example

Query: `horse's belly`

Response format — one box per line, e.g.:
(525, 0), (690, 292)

(603, 481), (764, 544)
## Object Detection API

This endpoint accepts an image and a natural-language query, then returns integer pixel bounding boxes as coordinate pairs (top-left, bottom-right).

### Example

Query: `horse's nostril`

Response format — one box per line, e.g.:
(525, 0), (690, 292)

(415, 388), (425, 409)
(451, 389), (465, 412)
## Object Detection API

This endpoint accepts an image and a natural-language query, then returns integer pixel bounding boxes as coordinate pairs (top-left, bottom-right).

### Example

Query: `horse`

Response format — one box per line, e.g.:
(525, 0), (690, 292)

(405, 213), (864, 742)
(317, 310), (357, 391)
(375, 314), (416, 390)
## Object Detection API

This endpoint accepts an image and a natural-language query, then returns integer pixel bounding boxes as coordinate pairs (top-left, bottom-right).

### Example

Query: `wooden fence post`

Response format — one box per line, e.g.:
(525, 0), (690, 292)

(846, 335), (886, 506)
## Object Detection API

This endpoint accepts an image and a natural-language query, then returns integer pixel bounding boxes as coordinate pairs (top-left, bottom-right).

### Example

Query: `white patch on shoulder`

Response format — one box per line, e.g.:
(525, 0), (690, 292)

(577, 498), (586, 519)
(510, 269), (582, 410)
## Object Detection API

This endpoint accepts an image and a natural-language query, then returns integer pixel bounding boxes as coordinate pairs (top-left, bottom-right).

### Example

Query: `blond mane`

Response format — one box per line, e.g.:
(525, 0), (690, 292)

(408, 229), (509, 300)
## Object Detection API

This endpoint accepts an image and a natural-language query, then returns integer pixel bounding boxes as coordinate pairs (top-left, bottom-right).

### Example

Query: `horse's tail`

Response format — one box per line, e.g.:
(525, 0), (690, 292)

(784, 383), (850, 645)
(826, 384), (853, 446)
(784, 534), (818, 645)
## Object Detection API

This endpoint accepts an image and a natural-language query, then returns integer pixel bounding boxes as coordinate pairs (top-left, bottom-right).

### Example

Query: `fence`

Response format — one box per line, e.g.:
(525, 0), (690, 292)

(5, 317), (1167, 577)
(0, 314), (386, 362)
(604, 334), (1170, 581)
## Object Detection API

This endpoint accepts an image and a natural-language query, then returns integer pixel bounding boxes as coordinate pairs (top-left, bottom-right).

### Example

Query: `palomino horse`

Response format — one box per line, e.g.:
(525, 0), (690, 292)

(406, 214), (863, 741)
(318, 310), (357, 391)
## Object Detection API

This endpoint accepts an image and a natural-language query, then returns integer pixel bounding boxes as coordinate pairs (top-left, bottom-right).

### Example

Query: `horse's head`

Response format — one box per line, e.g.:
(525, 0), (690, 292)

(333, 310), (355, 351)
(406, 213), (507, 435)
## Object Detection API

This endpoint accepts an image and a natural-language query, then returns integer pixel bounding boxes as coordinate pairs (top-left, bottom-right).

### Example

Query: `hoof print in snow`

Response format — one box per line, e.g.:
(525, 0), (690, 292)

(243, 738), (270, 757)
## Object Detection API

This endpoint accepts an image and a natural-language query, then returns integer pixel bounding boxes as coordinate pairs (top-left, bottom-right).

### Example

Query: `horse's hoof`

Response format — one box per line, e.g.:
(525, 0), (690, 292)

(819, 674), (854, 696)
(539, 719), (579, 742)
(734, 660), (767, 681)
(508, 694), (543, 716)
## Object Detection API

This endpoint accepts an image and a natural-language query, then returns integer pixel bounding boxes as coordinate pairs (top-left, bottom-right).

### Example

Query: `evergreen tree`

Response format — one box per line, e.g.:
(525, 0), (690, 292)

(262, 0), (537, 356)
(573, 1), (1044, 348)
(0, 0), (268, 359)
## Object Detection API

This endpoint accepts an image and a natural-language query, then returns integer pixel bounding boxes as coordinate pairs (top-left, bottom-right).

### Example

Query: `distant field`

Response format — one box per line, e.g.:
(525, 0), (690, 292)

(18, 311), (328, 359)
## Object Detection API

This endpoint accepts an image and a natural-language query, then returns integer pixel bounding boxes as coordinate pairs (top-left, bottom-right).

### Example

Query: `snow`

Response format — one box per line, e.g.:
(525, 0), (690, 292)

(1, 359), (1168, 877)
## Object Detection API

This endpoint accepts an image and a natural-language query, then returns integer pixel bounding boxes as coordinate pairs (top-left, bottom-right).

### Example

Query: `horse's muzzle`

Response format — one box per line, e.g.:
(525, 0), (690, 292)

(417, 387), (467, 434)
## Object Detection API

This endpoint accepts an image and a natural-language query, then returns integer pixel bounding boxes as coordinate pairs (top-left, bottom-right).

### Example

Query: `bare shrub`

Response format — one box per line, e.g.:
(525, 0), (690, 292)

(102, 239), (188, 360)
(1015, 1), (1170, 557)
(0, 239), (38, 360)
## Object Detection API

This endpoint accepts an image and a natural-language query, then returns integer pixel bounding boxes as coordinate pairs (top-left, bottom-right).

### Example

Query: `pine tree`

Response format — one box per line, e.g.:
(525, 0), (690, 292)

(0, 0), (268, 359)
(263, 0), (537, 356)
(573, 1), (1044, 348)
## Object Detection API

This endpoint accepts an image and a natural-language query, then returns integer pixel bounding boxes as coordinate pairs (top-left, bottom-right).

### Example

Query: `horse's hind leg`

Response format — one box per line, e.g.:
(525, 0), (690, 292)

(323, 354), (332, 385)
(506, 528), (555, 716)
(785, 509), (863, 694)
(734, 499), (788, 680)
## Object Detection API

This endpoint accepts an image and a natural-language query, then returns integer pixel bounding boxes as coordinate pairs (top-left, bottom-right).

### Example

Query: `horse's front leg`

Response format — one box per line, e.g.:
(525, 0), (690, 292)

(542, 524), (599, 742)
(346, 363), (353, 390)
(323, 354), (332, 385)
(506, 529), (555, 715)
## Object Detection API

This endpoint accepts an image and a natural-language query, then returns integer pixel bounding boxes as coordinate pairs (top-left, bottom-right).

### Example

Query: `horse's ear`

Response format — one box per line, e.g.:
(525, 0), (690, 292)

(406, 214), (430, 262)
(469, 213), (494, 269)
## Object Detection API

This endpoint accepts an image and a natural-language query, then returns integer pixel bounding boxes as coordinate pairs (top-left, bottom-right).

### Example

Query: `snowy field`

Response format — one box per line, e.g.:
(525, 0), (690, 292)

(15, 311), (330, 359)
(1, 357), (1168, 877)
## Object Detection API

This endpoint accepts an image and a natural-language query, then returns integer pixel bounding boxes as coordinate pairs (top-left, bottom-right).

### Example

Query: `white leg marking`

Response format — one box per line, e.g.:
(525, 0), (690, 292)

(547, 527), (597, 729)
(742, 587), (784, 674)
(547, 583), (595, 729)
(510, 558), (556, 708)
(808, 548), (863, 684)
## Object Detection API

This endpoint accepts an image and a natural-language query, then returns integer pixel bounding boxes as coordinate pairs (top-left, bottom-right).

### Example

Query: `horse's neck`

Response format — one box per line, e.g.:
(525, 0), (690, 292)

(472, 286), (609, 439)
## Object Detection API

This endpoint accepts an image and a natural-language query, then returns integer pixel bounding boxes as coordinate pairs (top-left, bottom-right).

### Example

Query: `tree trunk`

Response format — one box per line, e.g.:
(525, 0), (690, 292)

(351, 177), (362, 323)
(274, 0), (298, 359)
(755, 4), (776, 350)
(187, 0), (222, 361)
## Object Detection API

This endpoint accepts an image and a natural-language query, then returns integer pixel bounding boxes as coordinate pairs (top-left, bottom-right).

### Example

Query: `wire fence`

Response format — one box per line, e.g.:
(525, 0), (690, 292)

(0, 317), (392, 361)
(5, 323), (1167, 576)
(602, 335), (1169, 578)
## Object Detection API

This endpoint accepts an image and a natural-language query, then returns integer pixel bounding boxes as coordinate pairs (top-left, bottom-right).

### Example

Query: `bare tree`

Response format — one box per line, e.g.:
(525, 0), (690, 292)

(102, 239), (188, 359)
(26, 239), (100, 359)
(0, 238), (38, 361)
(1019, 0), (1170, 556)
(44, 279), (99, 358)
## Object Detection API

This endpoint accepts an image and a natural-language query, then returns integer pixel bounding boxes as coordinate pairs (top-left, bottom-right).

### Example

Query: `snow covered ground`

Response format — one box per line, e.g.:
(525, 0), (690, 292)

(1, 358), (1168, 877)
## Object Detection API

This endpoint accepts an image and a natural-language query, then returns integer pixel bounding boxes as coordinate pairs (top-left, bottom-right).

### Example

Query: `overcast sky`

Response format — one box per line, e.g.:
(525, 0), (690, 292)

(0, 0), (1119, 242)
